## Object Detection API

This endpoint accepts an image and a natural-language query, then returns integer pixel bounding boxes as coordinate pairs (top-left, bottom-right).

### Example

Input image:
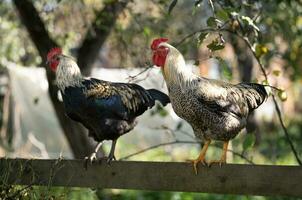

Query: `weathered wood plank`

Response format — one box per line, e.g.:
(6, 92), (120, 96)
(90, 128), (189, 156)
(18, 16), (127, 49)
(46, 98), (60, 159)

(0, 158), (301, 197)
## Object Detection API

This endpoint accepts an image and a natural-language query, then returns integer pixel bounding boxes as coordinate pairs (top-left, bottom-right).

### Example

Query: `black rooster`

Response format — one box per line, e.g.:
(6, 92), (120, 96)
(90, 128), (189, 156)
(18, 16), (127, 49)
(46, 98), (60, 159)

(46, 47), (170, 164)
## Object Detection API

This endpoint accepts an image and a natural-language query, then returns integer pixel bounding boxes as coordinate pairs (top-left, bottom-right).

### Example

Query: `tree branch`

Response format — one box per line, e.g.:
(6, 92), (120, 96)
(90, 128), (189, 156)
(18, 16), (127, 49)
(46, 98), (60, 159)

(174, 28), (217, 47)
(12, 0), (95, 159)
(119, 140), (254, 164)
(120, 125), (254, 164)
(77, 0), (129, 76)
(232, 30), (302, 165)
(12, 0), (57, 61)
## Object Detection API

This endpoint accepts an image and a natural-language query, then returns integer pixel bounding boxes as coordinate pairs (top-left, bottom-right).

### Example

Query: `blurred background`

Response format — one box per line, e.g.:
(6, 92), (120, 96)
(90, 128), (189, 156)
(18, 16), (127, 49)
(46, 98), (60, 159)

(0, 0), (302, 199)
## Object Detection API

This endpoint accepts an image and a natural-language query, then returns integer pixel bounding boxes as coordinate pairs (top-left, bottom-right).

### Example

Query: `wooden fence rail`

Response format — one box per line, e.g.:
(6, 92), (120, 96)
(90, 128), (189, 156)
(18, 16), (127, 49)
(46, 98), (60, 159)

(0, 158), (302, 197)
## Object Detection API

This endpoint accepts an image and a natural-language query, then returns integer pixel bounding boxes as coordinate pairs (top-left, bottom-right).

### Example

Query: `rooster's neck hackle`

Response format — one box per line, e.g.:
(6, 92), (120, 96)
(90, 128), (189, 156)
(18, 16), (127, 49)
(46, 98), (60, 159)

(56, 56), (83, 91)
(162, 44), (196, 90)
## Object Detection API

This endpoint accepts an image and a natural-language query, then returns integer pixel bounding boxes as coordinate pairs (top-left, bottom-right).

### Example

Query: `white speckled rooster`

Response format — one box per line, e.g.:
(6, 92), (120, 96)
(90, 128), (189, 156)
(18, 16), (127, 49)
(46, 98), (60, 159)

(151, 38), (268, 173)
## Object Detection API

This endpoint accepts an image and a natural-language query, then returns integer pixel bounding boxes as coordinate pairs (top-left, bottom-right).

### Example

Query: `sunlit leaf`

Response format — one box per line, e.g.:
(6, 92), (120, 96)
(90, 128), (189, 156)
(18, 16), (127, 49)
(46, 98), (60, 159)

(255, 44), (268, 58)
(272, 70), (281, 76)
(278, 90), (288, 101)
(262, 79), (269, 85)
(241, 15), (260, 32)
(216, 9), (229, 21)
(168, 0), (178, 14)
(243, 134), (255, 151)
(296, 16), (302, 30)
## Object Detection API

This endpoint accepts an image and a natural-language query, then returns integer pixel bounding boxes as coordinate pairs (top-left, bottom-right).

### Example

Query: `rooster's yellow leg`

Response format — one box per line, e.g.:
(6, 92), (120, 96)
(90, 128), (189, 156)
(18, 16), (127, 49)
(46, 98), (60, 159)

(208, 141), (229, 167)
(189, 140), (211, 174)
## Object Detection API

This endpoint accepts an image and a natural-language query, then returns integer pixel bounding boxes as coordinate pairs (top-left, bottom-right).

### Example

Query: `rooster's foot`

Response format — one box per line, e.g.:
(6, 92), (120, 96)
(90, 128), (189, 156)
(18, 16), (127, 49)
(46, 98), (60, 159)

(207, 159), (226, 167)
(106, 154), (116, 165)
(187, 158), (207, 175)
(84, 152), (98, 170)
(208, 141), (228, 167)
(187, 140), (211, 175)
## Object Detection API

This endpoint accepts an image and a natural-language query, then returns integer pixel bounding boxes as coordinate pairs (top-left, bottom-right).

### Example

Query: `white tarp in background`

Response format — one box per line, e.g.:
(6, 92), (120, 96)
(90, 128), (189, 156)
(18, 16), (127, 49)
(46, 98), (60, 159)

(7, 64), (72, 158)
(5, 63), (195, 159)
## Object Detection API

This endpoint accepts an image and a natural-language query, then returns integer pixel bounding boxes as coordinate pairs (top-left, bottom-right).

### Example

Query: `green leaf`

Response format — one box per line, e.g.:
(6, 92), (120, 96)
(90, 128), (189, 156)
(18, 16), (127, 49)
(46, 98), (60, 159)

(192, 7), (197, 15)
(278, 90), (288, 101)
(243, 134), (255, 151)
(207, 39), (225, 51)
(217, 57), (232, 80)
(206, 17), (217, 27)
(197, 32), (208, 46)
(272, 70), (281, 76)
(151, 104), (168, 117)
(255, 44), (268, 58)
(168, 0), (178, 14)
(150, 104), (161, 116)
(261, 79), (269, 85)
(216, 9), (229, 21)
(143, 27), (151, 37)
(241, 15), (260, 32)
(159, 108), (168, 117)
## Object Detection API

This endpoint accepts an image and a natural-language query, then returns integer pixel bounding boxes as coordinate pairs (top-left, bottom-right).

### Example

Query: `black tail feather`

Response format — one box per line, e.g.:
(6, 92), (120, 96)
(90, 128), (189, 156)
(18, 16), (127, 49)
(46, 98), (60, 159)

(147, 89), (170, 106)
(240, 83), (268, 111)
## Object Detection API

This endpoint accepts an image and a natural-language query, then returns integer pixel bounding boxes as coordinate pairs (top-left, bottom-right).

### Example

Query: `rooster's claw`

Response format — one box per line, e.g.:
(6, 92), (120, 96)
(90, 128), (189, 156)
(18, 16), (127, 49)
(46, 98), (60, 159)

(106, 154), (116, 165)
(83, 152), (98, 170)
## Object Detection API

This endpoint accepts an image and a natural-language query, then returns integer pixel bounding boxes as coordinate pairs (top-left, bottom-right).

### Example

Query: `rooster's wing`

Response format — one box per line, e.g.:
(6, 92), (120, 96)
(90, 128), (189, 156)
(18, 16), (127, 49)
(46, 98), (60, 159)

(194, 78), (267, 119)
(84, 78), (154, 120)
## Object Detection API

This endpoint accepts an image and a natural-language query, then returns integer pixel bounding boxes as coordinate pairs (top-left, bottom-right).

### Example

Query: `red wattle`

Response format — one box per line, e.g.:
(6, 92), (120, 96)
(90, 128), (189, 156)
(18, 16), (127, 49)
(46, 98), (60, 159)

(152, 46), (168, 67)
(154, 54), (165, 67)
(50, 61), (59, 72)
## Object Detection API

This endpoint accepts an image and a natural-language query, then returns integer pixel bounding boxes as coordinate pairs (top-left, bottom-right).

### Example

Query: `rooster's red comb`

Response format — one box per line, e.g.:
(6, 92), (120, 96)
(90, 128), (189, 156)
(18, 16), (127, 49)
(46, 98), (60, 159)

(47, 47), (62, 61)
(151, 38), (168, 50)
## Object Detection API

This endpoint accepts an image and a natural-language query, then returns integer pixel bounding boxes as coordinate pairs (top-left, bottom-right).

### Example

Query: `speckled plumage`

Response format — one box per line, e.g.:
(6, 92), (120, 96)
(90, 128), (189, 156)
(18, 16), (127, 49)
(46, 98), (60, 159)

(151, 38), (268, 171)
(158, 43), (268, 142)
(167, 77), (267, 141)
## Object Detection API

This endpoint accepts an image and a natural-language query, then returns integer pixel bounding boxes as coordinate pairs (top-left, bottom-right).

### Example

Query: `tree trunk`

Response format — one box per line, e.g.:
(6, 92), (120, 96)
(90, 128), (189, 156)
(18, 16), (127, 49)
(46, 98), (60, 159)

(77, 0), (128, 75)
(12, 0), (128, 158)
(232, 37), (261, 144)
(13, 0), (95, 158)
